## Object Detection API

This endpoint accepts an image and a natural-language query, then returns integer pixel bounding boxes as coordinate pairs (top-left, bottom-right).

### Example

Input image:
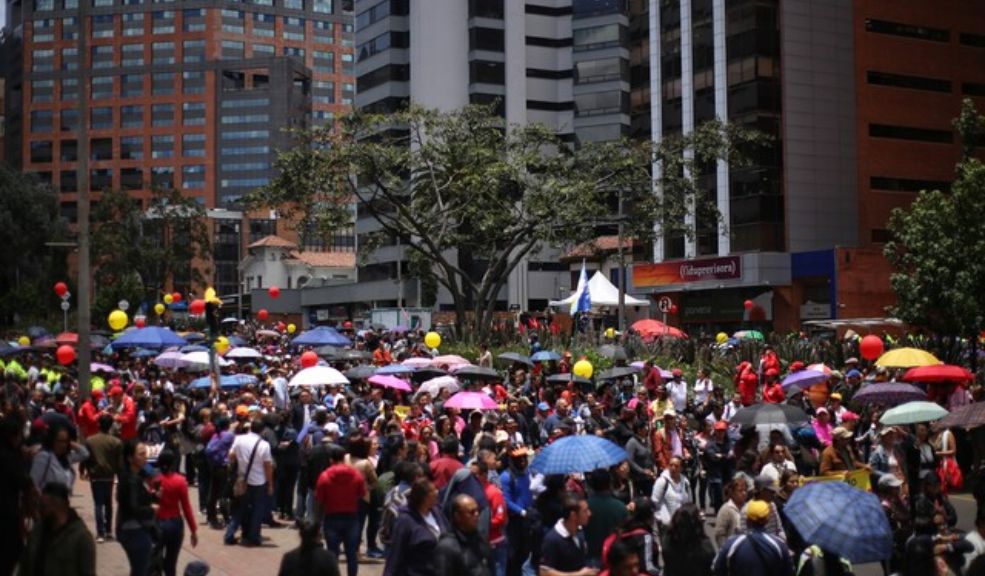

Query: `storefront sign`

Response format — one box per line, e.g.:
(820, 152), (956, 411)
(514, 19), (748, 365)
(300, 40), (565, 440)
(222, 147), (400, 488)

(633, 256), (741, 288)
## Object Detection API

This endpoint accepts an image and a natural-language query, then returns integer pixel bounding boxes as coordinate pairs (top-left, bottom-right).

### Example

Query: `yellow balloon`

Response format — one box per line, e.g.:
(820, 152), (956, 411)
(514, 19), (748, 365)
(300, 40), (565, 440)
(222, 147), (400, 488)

(108, 309), (128, 331)
(424, 331), (441, 349)
(154, 303), (166, 316)
(605, 327), (615, 339)
(17, 336), (29, 347)
(287, 323), (297, 334)
(215, 336), (229, 354)
(573, 359), (593, 379)
(716, 332), (728, 345)
(163, 294), (173, 305)
(204, 287), (219, 304)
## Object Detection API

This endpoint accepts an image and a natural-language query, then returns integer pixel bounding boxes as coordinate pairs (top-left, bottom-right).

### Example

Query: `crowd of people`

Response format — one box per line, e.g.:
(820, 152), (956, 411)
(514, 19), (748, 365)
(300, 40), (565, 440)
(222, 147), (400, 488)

(2, 326), (985, 576)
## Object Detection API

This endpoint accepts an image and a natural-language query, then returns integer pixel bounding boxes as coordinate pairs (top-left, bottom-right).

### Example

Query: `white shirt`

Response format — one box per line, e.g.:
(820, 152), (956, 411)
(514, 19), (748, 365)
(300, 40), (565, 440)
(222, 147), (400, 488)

(693, 378), (714, 405)
(229, 432), (272, 486)
(760, 459), (797, 485)
(666, 380), (688, 412)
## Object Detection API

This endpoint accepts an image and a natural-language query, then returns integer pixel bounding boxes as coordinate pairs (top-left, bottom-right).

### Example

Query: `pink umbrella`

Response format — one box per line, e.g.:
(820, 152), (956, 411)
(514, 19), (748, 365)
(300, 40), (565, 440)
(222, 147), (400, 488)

(402, 357), (433, 368)
(433, 354), (469, 366)
(91, 362), (116, 374)
(368, 374), (412, 392)
(444, 391), (499, 410)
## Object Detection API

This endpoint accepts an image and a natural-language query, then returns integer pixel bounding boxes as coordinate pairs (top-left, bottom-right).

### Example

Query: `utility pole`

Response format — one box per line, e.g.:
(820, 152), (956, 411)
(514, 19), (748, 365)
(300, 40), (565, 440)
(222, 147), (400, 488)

(617, 192), (626, 333)
(76, 1), (92, 399)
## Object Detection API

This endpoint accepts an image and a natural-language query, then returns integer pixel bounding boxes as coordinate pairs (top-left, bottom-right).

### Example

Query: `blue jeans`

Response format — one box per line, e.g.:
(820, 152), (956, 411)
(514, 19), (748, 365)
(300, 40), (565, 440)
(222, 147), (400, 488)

(492, 541), (508, 576)
(225, 484), (266, 545)
(90, 479), (113, 538)
(159, 518), (184, 576)
(323, 513), (360, 576)
(118, 527), (155, 576)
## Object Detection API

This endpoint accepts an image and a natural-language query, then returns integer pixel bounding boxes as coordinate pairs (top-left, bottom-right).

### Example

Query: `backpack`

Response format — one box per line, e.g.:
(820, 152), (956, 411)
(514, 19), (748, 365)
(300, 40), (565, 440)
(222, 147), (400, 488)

(379, 485), (408, 546)
(205, 432), (229, 467)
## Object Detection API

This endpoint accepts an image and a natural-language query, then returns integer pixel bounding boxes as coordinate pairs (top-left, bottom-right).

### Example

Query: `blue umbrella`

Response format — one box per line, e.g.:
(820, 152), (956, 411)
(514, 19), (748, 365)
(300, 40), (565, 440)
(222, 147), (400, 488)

(376, 364), (415, 375)
(111, 327), (188, 349)
(26, 326), (49, 339)
(784, 481), (892, 563)
(292, 326), (352, 347)
(227, 335), (247, 347)
(131, 348), (157, 358)
(180, 345), (208, 353)
(189, 374), (258, 389)
(531, 351), (561, 362)
(530, 435), (628, 475)
(183, 332), (206, 342)
(781, 369), (829, 393)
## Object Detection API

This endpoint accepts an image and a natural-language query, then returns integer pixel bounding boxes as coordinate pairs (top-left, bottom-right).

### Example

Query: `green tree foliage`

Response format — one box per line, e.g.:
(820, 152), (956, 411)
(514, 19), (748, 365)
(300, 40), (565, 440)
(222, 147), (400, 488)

(0, 168), (68, 326)
(91, 187), (210, 320)
(246, 104), (759, 337)
(885, 99), (985, 336)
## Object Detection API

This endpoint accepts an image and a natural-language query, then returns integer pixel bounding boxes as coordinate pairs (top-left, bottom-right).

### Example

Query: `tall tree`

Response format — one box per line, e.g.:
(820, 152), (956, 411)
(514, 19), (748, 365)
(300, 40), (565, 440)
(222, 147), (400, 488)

(91, 187), (211, 320)
(885, 98), (985, 336)
(0, 168), (68, 326)
(247, 104), (759, 338)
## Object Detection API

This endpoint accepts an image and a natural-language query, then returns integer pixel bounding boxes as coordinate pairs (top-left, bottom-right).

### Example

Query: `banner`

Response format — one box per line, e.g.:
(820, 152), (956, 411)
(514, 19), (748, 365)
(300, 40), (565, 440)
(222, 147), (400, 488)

(633, 256), (741, 288)
(801, 469), (872, 492)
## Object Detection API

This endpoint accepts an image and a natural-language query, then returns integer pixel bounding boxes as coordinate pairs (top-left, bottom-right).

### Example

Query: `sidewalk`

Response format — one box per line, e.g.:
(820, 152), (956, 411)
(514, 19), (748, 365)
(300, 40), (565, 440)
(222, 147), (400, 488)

(72, 477), (384, 576)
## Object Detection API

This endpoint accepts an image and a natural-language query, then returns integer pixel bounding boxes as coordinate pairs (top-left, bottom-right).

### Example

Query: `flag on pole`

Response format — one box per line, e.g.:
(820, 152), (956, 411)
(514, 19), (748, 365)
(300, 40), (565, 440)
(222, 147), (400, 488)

(570, 260), (592, 315)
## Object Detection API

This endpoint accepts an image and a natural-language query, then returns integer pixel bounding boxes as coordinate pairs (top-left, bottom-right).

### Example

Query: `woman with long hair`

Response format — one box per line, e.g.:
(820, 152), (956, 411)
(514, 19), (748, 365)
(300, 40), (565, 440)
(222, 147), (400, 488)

(117, 441), (159, 576)
(661, 504), (715, 576)
(383, 478), (447, 576)
(30, 422), (88, 491)
(154, 450), (198, 576)
(277, 520), (341, 576)
(349, 433), (384, 559)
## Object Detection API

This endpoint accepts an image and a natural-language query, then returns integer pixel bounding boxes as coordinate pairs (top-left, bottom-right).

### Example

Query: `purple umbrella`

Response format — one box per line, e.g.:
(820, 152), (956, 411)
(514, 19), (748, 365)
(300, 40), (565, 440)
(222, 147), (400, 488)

(443, 391), (499, 410)
(367, 374), (412, 392)
(91, 362), (116, 374)
(853, 382), (927, 407)
(781, 369), (829, 392)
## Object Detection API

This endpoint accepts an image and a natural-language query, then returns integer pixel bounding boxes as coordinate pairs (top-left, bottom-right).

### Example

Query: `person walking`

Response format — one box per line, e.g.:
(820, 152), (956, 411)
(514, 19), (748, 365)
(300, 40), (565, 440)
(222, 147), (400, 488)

(714, 477), (748, 547)
(585, 468), (628, 566)
(434, 494), (493, 576)
(601, 498), (660, 576)
(84, 413), (122, 543)
(117, 441), (159, 576)
(224, 418), (273, 547)
(204, 416), (234, 529)
(384, 478), (448, 576)
(712, 500), (795, 576)
(277, 520), (341, 576)
(651, 456), (692, 533)
(501, 448), (534, 576)
(18, 482), (96, 576)
(315, 444), (366, 576)
(31, 422), (89, 492)
(662, 504), (715, 576)
(538, 494), (598, 576)
(154, 451), (198, 576)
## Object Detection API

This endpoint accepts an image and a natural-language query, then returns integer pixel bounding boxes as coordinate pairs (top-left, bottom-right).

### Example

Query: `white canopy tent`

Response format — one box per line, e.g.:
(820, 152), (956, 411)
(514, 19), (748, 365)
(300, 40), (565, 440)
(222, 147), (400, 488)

(549, 271), (650, 309)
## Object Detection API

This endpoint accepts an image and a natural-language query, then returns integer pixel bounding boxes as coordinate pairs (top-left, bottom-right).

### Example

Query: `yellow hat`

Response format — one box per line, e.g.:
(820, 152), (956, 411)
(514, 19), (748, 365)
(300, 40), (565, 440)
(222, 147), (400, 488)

(747, 500), (771, 524)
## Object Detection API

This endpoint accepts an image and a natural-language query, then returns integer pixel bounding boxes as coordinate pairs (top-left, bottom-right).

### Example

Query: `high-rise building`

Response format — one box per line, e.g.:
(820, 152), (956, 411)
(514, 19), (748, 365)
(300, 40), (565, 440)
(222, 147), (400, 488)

(4, 0), (356, 296)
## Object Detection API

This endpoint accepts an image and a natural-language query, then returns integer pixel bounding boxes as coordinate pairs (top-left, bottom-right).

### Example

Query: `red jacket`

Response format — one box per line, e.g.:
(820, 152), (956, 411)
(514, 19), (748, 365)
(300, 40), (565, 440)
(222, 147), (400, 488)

(737, 369), (758, 406)
(315, 464), (366, 515)
(643, 367), (663, 393)
(114, 396), (138, 441)
(763, 382), (785, 404)
(77, 400), (100, 438)
(483, 480), (507, 544)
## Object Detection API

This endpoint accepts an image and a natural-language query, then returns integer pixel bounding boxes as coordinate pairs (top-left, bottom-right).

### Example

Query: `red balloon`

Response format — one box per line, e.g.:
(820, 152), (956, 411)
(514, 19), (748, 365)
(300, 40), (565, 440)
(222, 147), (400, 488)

(268, 286), (281, 299)
(670, 304), (678, 314)
(189, 299), (206, 315)
(277, 321), (286, 332)
(860, 334), (884, 361)
(300, 351), (318, 368)
(743, 299), (754, 310)
(54, 282), (68, 297)
(171, 292), (182, 303)
(135, 317), (146, 328)
(56, 344), (75, 366)
(257, 309), (269, 322)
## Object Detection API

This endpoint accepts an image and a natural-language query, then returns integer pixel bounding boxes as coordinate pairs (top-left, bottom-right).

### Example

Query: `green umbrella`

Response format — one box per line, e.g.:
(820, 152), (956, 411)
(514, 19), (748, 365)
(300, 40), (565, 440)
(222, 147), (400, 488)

(733, 330), (765, 341)
(880, 401), (949, 426)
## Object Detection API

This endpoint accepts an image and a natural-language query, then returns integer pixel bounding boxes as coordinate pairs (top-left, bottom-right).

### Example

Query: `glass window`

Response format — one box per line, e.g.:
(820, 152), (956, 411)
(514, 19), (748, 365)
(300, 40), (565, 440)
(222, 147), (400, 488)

(152, 72), (175, 95)
(121, 74), (144, 97)
(60, 108), (79, 131)
(90, 107), (113, 130)
(91, 76), (114, 99)
(182, 70), (205, 94)
(182, 39), (205, 63)
(121, 105), (143, 128)
(183, 8), (205, 32)
(182, 165), (205, 189)
(30, 140), (54, 163)
(120, 136), (143, 159)
(573, 23), (622, 50)
(152, 41), (175, 64)
(32, 48), (55, 72)
(575, 57), (626, 84)
(60, 139), (77, 161)
(253, 43), (274, 55)
(122, 43), (144, 66)
(31, 79), (55, 103)
(284, 47), (304, 57)
(182, 134), (206, 157)
(151, 135), (175, 158)
(313, 0), (331, 13)
(34, 0), (54, 11)
(32, 18), (56, 42)
(90, 137), (113, 160)
(121, 168), (143, 190)
(222, 40), (245, 58)
(221, 130), (270, 140)
(283, 0), (302, 9)
(151, 167), (174, 189)
(220, 114), (270, 124)
(182, 101), (206, 126)
(152, 103), (175, 126)
(31, 110), (54, 133)
(61, 16), (78, 39)
(90, 169), (113, 191)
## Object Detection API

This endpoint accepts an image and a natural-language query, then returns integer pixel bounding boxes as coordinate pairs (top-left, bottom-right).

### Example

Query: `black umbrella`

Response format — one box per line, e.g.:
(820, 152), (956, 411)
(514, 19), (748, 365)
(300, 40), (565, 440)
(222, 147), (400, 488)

(26, 326), (48, 339)
(315, 345), (344, 359)
(731, 404), (810, 427)
(343, 349), (373, 360)
(546, 373), (592, 386)
(498, 352), (533, 366)
(934, 402), (985, 431)
(598, 345), (628, 361)
(455, 366), (502, 380)
(596, 367), (640, 381)
(344, 365), (376, 380)
(90, 335), (111, 349)
(411, 367), (448, 382)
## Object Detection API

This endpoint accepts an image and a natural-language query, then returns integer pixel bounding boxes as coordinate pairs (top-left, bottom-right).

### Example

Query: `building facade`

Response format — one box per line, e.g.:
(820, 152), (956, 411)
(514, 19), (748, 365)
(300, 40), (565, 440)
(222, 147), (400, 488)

(4, 0), (356, 297)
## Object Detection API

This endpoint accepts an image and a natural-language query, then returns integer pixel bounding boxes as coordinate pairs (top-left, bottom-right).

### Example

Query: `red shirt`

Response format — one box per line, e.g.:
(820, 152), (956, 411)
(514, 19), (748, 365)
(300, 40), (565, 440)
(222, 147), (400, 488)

(156, 472), (197, 532)
(316, 464), (366, 515)
(429, 456), (463, 490)
(77, 401), (100, 438)
(483, 481), (507, 544)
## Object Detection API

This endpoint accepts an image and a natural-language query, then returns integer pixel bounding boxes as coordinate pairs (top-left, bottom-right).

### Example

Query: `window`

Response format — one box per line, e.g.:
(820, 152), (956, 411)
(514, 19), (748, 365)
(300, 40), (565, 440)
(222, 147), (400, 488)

(865, 19), (949, 42)
(121, 74), (144, 97)
(963, 82), (985, 97)
(221, 145), (270, 155)
(283, 17), (305, 41)
(123, 12), (144, 36)
(284, 46), (305, 57)
(91, 76), (114, 99)
(151, 135), (175, 158)
(314, 20), (333, 43)
(183, 101), (206, 125)
(222, 40), (245, 58)
(221, 177), (270, 188)
(870, 176), (949, 193)
(469, 28), (504, 52)
(357, 64), (409, 91)
(221, 114), (270, 124)
(573, 23), (622, 50)
(182, 165), (205, 189)
(866, 71), (951, 93)
(152, 10), (175, 34)
(120, 136), (143, 159)
(30, 141), (53, 163)
(60, 47), (78, 71)
(32, 48), (54, 72)
(221, 130), (270, 140)
(356, 0), (399, 29)
(122, 43), (144, 66)
(182, 70), (205, 94)
(574, 91), (626, 116)
(92, 0), (113, 6)
(33, 18), (56, 42)
(32, 80), (55, 103)
(90, 45), (113, 69)
(869, 123), (952, 143)
(152, 72), (175, 95)
(34, 0), (54, 11)
(182, 39), (205, 63)
(60, 109), (79, 131)
(60, 139), (77, 161)
(61, 78), (79, 101)
(152, 41), (175, 64)
(121, 105), (143, 128)
(151, 167), (174, 189)
(183, 8), (205, 32)
(253, 43), (275, 55)
(222, 98), (271, 108)
(60, 173), (78, 194)
(61, 16), (79, 39)
(152, 103), (175, 126)
(223, 162), (270, 171)
(182, 133), (206, 157)
(121, 168), (143, 190)
(575, 57), (625, 84)
(283, 0), (302, 9)
(91, 137), (113, 161)
(252, 12), (275, 37)
(90, 169), (113, 191)
(31, 110), (54, 133)
(222, 9), (245, 34)
(90, 107), (113, 130)
(313, 50), (335, 73)
(470, 61), (505, 85)
(91, 14), (114, 37)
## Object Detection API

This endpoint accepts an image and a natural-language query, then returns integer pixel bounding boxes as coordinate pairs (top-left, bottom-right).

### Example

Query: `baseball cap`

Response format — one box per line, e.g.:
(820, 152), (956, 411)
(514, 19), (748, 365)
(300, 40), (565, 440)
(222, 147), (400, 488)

(845, 357), (859, 364)
(109, 385), (124, 397)
(235, 405), (250, 418)
(841, 411), (859, 422)
(537, 402), (550, 411)
(846, 369), (862, 379)
(755, 474), (780, 493)
(815, 407), (828, 415)
(830, 393), (842, 401)
(878, 475), (903, 489)
(324, 422), (340, 436)
(672, 368), (682, 377)
(832, 426), (852, 440)
(746, 500), (771, 523)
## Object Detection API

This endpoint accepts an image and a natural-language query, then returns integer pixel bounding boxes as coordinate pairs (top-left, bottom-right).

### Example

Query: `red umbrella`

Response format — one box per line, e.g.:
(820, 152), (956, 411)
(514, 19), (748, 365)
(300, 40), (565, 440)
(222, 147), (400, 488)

(55, 331), (78, 345)
(631, 319), (688, 340)
(904, 364), (974, 383)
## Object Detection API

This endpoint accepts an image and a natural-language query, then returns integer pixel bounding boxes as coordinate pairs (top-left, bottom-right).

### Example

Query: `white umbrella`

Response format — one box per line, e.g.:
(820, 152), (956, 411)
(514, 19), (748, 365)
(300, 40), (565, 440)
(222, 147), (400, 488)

(180, 351), (231, 371)
(153, 351), (186, 370)
(226, 347), (262, 360)
(417, 375), (460, 398)
(289, 365), (349, 387)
